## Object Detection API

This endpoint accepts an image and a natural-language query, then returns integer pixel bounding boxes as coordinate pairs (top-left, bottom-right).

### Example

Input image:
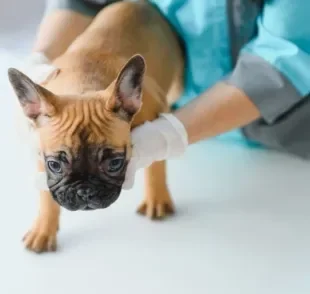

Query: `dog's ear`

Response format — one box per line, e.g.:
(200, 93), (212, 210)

(8, 68), (57, 121)
(107, 54), (145, 121)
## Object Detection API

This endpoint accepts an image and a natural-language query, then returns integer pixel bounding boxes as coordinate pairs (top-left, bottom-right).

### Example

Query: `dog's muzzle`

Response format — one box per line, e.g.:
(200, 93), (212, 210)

(51, 183), (121, 211)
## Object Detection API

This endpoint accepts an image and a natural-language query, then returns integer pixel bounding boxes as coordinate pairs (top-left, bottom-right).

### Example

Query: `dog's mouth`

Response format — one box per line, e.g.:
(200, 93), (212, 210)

(83, 206), (95, 211)
(51, 187), (121, 211)
(81, 201), (109, 211)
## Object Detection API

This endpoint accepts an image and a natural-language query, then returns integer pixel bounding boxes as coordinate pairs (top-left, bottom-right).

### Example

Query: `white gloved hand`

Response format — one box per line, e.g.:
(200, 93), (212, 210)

(19, 52), (57, 84)
(122, 113), (188, 190)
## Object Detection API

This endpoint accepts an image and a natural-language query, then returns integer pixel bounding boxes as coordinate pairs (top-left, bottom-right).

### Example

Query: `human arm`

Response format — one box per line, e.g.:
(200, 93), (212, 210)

(123, 0), (310, 189)
(174, 82), (260, 145)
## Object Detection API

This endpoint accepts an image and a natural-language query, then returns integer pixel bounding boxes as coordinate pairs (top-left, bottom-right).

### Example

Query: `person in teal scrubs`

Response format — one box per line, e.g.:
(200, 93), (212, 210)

(26, 0), (310, 188)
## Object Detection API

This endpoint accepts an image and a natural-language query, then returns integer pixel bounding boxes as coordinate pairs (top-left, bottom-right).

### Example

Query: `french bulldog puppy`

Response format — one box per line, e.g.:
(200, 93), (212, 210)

(8, 1), (184, 253)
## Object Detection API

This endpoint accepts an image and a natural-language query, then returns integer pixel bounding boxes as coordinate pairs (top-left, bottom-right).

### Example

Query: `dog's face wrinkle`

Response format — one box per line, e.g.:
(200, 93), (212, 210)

(44, 144), (128, 211)
(36, 95), (132, 211)
(43, 99), (114, 147)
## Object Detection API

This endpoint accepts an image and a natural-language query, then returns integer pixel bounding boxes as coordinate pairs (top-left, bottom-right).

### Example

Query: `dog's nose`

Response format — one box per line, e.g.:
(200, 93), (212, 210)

(77, 187), (95, 200)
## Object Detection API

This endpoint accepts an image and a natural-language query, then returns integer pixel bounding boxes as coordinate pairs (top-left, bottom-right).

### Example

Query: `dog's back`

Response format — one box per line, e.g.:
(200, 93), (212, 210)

(50, 0), (184, 123)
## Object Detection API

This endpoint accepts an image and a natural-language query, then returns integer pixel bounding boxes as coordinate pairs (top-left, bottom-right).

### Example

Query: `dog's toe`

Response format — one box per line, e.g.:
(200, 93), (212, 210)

(23, 219), (58, 253)
(136, 199), (175, 220)
(23, 230), (57, 253)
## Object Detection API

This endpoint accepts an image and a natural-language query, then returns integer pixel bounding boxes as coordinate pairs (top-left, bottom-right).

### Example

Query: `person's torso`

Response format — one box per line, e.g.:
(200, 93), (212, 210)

(148, 0), (262, 107)
(81, 0), (261, 106)
(83, 0), (310, 107)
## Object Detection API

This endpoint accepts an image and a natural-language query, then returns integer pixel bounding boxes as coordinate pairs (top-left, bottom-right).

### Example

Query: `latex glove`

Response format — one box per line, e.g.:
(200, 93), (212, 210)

(18, 52), (57, 84)
(122, 113), (188, 189)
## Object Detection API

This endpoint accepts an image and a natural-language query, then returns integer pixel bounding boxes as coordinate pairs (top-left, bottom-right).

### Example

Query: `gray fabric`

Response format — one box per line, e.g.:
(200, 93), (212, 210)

(242, 93), (310, 159)
(226, 52), (310, 159)
(226, 0), (310, 159)
(45, 0), (122, 17)
(226, 53), (302, 124)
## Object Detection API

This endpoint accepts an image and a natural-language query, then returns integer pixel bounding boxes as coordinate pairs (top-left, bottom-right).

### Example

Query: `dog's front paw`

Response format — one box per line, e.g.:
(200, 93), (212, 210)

(23, 217), (58, 253)
(137, 189), (175, 220)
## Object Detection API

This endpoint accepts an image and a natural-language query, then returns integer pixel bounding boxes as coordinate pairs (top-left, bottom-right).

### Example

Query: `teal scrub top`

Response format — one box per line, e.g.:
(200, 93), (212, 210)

(148, 0), (310, 145)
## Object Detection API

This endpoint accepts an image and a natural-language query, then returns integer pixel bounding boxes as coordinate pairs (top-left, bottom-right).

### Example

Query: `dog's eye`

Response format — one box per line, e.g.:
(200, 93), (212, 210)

(108, 157), (124, 173)
(47, 160), (62, 173)
(101, 157), (125, 174)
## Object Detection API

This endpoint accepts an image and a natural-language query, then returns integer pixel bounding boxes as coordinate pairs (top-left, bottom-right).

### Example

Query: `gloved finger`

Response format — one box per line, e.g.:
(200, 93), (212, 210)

(122, 174), (134, 190)
(28, 64), (58, 84)
(35, 171), (49, 191)
(122, 160), (136, 190)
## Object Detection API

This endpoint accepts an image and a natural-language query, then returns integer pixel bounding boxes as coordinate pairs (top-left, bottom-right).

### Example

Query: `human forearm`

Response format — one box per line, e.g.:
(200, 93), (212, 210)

(123, 82), (260, 189)
(174, 82), (260, 144)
